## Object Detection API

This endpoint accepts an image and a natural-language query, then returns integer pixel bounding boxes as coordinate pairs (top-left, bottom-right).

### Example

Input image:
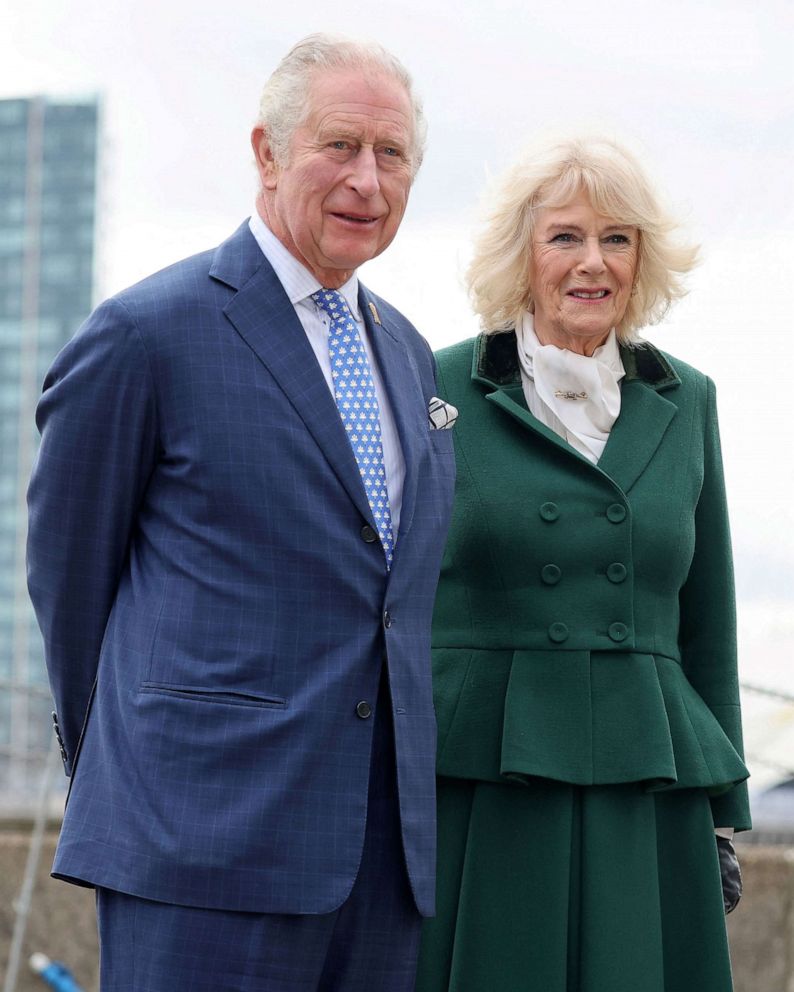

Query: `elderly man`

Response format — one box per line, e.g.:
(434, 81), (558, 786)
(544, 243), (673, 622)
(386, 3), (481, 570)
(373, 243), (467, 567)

(27, 34), (455, 991)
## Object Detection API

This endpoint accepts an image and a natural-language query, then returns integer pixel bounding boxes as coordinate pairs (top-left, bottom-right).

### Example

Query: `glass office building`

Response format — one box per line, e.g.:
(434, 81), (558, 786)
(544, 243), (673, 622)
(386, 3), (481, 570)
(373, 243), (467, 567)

(0, 96), (99, 809)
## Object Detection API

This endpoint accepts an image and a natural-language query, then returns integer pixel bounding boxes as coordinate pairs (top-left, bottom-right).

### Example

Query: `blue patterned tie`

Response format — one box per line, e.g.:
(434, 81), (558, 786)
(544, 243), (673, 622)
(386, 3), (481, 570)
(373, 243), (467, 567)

(312, 289), (395, 571)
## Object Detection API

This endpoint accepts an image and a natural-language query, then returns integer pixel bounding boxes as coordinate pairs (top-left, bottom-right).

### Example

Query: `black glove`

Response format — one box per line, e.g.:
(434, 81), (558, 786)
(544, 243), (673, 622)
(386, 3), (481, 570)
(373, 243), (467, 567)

(716, 835), (742, 914)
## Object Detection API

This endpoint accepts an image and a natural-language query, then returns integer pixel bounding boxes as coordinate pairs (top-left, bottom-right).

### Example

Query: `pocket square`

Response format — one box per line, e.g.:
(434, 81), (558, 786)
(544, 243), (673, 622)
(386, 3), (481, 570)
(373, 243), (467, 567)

(428, 396), (458, 430)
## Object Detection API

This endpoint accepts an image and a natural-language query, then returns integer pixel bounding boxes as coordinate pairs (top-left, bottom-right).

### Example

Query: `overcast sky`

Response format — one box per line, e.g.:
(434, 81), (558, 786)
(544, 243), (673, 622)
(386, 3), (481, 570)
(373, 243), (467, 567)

(4, 0), (793, 782)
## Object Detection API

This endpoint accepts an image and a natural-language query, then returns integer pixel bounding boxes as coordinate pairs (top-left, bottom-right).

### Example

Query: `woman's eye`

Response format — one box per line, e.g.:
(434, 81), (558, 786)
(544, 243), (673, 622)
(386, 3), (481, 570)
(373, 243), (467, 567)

(551, 232), (576, 243)
(605, 234), (630, 244)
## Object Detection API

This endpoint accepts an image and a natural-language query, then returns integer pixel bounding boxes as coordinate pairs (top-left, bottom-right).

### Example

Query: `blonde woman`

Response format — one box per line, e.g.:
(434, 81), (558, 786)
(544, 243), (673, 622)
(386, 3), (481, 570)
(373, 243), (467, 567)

(417, 137), (749, 992)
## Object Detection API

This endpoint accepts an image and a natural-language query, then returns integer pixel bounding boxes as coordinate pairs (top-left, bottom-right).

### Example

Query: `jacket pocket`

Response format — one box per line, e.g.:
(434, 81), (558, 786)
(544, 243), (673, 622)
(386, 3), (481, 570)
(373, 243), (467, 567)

(139, 682), (287, 709)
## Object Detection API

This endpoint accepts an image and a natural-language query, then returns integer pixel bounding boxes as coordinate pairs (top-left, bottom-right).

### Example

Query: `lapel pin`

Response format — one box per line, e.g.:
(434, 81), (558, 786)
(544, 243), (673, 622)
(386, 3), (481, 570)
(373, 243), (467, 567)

(368, 302), (381, 325)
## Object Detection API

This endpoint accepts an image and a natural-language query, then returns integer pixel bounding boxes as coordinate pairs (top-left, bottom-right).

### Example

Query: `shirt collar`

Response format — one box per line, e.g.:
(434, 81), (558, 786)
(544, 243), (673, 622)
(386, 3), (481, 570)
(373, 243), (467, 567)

(248, 211), (362, 320)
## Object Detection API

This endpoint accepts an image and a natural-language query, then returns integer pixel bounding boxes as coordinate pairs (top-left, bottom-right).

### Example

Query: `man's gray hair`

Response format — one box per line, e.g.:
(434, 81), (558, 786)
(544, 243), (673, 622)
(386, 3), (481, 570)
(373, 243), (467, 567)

(256, 33), (427, 176)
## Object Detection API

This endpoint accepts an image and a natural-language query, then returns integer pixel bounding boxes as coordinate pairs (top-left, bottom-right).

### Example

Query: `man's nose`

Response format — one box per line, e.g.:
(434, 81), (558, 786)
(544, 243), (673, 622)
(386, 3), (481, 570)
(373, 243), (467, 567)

(346, 148), (380, 198)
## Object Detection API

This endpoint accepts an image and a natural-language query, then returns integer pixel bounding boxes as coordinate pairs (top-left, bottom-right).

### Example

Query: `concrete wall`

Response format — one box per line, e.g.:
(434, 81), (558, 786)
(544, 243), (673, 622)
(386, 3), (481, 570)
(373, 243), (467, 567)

(729, 846), (794, 992)
(0, 831), (98, 992)
(0, 832), (791, 991)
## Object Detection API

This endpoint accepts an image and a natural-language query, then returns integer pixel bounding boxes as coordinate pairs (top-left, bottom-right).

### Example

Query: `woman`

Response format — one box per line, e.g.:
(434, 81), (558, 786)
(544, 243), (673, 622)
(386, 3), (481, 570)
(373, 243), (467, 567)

(416, 138), (750, 992)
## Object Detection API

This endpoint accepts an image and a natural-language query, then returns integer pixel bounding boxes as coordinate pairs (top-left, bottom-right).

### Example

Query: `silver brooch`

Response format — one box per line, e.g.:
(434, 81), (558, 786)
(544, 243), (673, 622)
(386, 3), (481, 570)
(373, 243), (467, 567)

(554, 390), (588, 400)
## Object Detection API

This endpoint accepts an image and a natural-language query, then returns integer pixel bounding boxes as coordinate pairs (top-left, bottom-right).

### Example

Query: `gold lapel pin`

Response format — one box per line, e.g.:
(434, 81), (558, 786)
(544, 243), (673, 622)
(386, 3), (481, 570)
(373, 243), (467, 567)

(368, 302), (381, 325)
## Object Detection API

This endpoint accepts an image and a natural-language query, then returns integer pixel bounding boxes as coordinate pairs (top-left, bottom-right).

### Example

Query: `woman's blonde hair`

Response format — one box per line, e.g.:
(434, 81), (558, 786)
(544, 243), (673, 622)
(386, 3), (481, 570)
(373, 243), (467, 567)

(467, 137), (699, 340)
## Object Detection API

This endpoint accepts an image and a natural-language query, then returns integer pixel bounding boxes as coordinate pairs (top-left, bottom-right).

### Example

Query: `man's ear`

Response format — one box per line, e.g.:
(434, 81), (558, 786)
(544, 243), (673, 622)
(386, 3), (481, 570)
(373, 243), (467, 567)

(251, 127), (278, 190)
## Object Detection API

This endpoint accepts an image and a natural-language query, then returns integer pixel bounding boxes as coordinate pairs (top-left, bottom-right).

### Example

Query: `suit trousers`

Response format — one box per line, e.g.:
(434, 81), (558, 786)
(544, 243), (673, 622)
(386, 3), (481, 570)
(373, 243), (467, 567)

(95, 668), (423, 992)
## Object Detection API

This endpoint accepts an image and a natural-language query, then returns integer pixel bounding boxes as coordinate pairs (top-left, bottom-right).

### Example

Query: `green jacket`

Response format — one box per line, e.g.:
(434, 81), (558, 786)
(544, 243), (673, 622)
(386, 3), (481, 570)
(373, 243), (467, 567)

(432, 332), (750, 830)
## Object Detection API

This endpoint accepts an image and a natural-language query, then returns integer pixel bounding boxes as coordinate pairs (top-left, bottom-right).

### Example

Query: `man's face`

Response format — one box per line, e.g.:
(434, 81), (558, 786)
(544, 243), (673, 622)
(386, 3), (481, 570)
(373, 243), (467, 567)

(252, 68), (415, 289)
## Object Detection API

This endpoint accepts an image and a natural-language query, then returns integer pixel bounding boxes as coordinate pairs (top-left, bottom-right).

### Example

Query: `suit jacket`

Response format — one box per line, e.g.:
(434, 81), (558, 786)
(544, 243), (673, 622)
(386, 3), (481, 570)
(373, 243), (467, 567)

(430, 332), (750, 829)
(27, 222), (456, 915)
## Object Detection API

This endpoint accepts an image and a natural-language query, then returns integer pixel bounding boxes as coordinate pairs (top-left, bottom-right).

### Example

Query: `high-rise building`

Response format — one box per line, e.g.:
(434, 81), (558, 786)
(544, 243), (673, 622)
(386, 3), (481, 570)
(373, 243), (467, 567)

(0, 96), (99, 808)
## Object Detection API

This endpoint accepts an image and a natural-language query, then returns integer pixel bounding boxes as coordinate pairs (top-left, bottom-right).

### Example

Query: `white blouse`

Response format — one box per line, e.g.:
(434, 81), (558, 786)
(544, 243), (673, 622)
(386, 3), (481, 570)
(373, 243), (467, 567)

(514, 313), (625, 464)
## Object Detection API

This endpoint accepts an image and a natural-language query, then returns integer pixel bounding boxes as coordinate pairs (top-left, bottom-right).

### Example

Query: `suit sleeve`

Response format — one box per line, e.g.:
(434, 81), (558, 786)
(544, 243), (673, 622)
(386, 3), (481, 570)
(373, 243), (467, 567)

(678, 376), (751, 830)
(27, 298), (159, 775)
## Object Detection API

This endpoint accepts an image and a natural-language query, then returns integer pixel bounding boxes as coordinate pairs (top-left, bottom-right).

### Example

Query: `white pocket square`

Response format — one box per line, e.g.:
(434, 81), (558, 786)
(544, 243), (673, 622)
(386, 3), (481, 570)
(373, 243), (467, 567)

(428, 396), (458, 430)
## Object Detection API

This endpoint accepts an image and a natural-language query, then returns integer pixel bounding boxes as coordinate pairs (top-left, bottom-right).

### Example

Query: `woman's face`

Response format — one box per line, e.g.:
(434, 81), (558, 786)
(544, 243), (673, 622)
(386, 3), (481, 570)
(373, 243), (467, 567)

(529, 190), (639, 355)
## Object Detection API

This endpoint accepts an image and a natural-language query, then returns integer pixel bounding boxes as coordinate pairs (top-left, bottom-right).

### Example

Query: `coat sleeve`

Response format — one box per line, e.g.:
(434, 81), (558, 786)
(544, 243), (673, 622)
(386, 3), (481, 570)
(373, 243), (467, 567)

(678, 376), (751, 830)
(27, 297), (159, 775)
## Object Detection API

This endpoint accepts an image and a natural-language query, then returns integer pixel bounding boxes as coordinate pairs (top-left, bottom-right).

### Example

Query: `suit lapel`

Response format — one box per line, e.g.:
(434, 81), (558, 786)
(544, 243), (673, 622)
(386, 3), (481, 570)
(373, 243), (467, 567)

(360, 287), (423, 543)
(215, 234), (376, 527)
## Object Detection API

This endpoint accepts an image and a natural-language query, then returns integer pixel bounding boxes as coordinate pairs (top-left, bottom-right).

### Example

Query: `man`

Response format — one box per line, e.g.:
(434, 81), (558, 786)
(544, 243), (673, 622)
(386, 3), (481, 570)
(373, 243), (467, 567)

(27, 34), (455, 991)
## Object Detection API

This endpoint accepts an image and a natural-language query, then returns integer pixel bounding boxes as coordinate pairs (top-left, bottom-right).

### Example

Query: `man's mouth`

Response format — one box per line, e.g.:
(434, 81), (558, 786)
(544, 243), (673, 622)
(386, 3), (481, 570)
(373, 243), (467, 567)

(333, 213), (377, 224)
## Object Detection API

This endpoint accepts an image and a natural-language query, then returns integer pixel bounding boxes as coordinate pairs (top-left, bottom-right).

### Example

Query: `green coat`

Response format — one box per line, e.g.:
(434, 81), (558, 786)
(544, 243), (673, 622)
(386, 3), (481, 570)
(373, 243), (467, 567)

(431, 331), (749, 828)
(417, 333), (750, 992)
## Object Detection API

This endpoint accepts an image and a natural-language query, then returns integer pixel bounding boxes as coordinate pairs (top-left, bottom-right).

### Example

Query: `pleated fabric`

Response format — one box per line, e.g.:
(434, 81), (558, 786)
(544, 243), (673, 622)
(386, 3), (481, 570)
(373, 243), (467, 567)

(416, 777), (734, 992)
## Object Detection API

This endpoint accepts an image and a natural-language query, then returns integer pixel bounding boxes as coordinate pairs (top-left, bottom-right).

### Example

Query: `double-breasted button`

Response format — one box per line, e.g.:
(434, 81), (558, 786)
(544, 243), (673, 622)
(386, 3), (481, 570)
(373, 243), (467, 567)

(360, 524), (378, 544)
(548, 622), (569, 643)
(383, 610), (393, 629)
(355, 700), (372, 719)
(608, 622), (629, 642)
(607, 562), (627, 583)
(539, 502), (560, 522)
(541, 564), (562, 585)
(606, 503), (627, 524)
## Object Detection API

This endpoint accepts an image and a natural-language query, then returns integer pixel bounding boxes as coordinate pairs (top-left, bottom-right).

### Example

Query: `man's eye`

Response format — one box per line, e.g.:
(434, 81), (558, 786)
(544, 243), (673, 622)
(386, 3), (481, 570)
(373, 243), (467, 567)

(381, 146), (400, 157)
(330, 141), (349, 150)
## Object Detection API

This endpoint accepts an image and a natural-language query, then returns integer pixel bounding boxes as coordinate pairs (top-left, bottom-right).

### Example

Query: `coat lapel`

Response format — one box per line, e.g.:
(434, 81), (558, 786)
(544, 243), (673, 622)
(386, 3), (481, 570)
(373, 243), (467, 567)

(360, 286), (423, 543)
(211, 225), (376, 527)
(597, 379), (677, 493)
(473, 331), (681, 494)
(485, 387), (595, 468)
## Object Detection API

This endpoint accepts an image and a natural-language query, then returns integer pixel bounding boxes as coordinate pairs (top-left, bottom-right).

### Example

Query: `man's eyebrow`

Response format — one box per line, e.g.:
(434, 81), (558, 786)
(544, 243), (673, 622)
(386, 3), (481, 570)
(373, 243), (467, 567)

(316, 122), (409, 146)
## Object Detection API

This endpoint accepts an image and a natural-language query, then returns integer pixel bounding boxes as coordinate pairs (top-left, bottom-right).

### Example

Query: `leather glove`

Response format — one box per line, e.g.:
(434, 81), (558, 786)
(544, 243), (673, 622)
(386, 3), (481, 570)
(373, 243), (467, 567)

(716, 835), (742, 914)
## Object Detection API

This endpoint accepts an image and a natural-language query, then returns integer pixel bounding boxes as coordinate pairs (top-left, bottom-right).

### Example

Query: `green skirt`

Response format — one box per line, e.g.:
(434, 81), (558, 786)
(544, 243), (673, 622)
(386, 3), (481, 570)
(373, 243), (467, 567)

(416, 777), (733, 992)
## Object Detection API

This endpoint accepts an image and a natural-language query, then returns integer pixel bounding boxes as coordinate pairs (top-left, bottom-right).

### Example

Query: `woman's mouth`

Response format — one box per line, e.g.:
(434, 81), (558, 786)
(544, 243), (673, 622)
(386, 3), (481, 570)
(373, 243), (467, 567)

(568, 289), (610, 300)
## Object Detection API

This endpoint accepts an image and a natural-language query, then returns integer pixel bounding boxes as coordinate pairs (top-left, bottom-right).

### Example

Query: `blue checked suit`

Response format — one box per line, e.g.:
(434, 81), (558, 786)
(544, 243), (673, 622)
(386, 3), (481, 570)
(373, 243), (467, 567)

(27, 221), (455, 916)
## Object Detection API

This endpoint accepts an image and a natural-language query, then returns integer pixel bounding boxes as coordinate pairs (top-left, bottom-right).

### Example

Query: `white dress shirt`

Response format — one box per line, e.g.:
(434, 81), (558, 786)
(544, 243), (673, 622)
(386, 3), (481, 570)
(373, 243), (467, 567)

(248, 212), (405, 535)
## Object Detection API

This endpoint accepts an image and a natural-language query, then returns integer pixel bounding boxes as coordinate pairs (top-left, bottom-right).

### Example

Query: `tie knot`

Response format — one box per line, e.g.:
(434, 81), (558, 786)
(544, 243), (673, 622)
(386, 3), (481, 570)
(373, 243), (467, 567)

(312, 289), (350, 321)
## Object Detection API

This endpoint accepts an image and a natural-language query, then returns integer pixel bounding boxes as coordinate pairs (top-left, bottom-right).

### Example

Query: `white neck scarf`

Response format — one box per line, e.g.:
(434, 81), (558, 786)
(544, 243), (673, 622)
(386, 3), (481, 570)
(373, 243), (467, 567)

(514, 313), (625, 464)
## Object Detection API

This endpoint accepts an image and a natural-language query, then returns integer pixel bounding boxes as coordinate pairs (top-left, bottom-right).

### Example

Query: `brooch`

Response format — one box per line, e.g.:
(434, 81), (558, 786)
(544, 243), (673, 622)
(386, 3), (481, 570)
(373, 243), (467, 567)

(554, 390), (588, 400)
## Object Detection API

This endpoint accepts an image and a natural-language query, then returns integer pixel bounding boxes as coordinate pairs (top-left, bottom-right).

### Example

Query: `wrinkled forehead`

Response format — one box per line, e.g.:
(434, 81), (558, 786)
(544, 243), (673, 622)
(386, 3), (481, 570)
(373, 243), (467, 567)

(303, 66), (414, 137)
(535, 170), (640, 228)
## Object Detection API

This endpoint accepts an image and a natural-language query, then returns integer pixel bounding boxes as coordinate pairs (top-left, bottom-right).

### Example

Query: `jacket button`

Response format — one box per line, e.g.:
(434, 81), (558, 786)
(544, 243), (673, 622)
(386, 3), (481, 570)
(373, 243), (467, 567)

(608, 622), (629, 642)
(361, 524), (378, 543)
(383, 611), (393, 629)
(548, 622), (569, 643)
(539, 502), (560, 522)
(541, 564), (562, 585)
(356, 700), (372, 719)
(606, 503), (627, 523)
(607, 562), (627, 583)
